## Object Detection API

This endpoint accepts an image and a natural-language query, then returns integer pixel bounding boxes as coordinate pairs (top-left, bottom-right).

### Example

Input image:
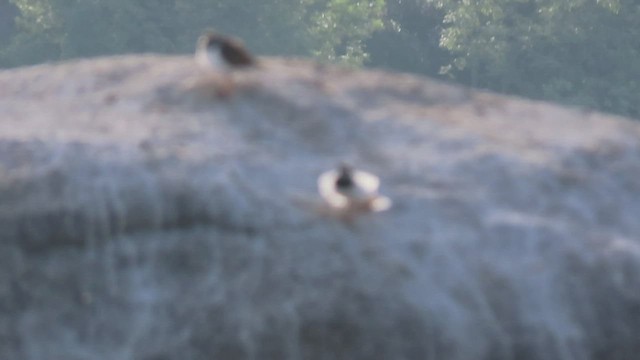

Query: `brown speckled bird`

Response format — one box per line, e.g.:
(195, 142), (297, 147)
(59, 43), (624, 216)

(195, 32), (255, 72)
(194, 31), (256, 97)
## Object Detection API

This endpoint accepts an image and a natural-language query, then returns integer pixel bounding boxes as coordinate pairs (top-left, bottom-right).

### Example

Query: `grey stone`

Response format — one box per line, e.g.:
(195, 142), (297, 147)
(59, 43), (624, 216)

(1, 55), (639, 359)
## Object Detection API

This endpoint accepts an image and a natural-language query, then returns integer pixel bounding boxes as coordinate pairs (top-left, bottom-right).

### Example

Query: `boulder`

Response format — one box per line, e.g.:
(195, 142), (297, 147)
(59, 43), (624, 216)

(1, 55), (639, 359)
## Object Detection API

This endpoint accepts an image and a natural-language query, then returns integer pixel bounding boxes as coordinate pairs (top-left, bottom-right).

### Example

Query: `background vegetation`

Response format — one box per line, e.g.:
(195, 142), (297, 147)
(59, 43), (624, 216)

(1, 0), (638, 119)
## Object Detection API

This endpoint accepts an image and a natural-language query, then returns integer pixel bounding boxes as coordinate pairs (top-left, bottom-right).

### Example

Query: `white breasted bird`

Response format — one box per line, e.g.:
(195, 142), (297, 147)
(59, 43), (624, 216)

(318, 164), (392, 215)
(195, 31), (256, 96)
(195, 31), (255, 72)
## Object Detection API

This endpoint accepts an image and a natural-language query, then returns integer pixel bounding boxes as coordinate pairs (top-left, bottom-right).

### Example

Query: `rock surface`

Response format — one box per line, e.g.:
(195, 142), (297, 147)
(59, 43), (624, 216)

(1, 55), (640, 360)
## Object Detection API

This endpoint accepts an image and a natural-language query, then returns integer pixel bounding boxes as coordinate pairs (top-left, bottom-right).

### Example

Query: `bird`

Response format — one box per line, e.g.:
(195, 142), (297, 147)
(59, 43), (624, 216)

(194, 31), (256, 97)
(318, 164), (392, 216)
(195, 31), (255, 72)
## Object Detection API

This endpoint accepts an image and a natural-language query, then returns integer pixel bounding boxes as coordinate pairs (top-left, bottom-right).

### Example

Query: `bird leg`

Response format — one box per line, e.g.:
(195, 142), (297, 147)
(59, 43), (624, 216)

(215, 73), (236, 98)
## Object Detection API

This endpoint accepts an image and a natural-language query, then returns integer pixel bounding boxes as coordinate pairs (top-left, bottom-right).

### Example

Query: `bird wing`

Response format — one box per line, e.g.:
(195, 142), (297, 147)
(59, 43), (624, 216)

(352, 170), (380, 193)
(318, 170), (349, 207)
(221, 39), (255, 67)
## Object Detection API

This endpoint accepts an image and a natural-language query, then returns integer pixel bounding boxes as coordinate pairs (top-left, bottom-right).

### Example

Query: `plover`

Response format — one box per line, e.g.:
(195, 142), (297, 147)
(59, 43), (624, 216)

(195, 31), (256, 97)
(195, 31), (255, 72)
(318, 164), (392, 215)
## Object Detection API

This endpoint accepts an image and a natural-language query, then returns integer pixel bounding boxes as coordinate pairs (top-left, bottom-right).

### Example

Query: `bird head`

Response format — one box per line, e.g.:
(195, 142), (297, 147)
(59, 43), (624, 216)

(197, 31), (224, 52)
(335, 163), (354, 189)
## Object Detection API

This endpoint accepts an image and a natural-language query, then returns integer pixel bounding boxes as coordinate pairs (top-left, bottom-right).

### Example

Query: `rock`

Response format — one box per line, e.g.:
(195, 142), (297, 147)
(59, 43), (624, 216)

(1, 55), (639, 359)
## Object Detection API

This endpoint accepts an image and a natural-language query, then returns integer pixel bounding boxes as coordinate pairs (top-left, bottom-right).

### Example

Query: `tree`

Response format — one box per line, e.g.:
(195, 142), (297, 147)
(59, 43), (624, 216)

(431, 0), (640, 118)
(310, 0), (386, 65)
(366, 0), (449, 75)
(0, 0), (18, 45)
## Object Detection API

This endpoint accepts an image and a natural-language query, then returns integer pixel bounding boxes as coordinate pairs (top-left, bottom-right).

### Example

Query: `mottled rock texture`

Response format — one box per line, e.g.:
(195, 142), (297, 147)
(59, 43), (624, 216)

(1, 55), (640, 360)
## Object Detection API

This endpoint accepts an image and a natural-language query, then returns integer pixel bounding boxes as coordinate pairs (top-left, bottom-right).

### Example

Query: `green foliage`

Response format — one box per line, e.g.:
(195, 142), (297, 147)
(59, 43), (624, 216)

(431, 0), (640, 118)
(310, 0), (385, 65)
(366, 0), (449, 75)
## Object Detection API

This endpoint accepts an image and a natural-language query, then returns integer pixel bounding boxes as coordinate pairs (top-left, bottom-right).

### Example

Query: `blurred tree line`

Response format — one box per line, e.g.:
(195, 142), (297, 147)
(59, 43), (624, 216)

(1, 0), (638, 119)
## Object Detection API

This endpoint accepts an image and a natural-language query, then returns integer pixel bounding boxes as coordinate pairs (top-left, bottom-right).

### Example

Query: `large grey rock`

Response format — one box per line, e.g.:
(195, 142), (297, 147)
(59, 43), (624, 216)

(1, 55), (639, 360)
